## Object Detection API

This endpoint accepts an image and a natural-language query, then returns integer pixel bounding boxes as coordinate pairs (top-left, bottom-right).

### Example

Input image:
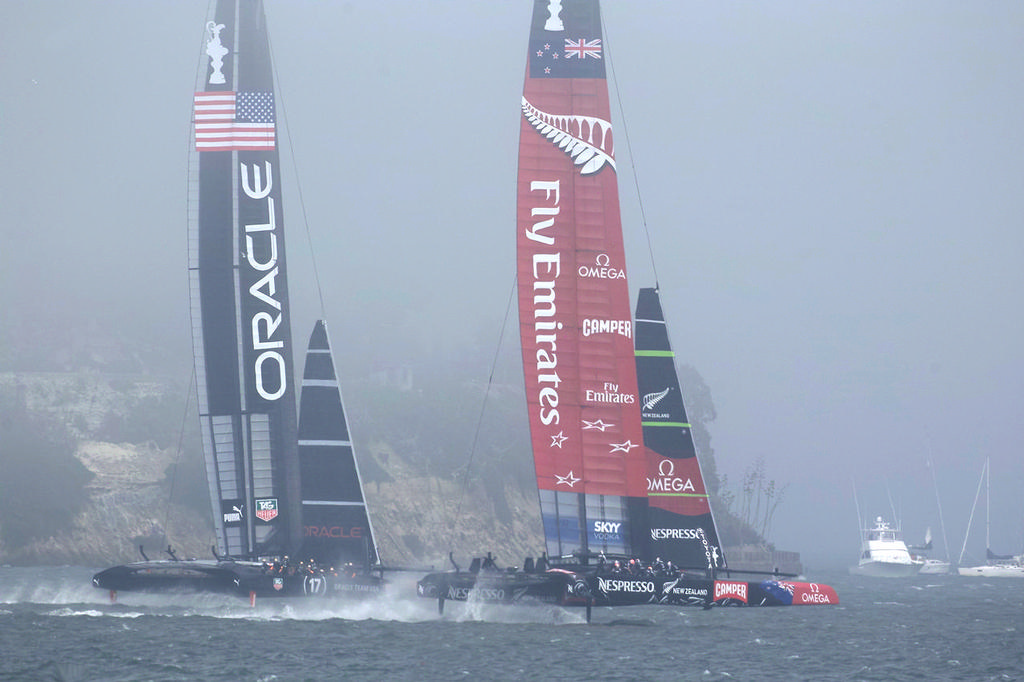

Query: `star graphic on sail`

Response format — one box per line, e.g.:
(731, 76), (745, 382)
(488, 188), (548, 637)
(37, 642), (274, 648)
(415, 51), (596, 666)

(609, 440), (639, 453)
(582, 419), (612, 432)
(550, 431), (568, 448)
(555, 470), (581, 487)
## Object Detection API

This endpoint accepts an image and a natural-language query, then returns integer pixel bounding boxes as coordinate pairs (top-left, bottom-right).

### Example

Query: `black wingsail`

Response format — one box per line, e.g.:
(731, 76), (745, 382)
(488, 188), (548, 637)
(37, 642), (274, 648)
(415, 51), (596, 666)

(635, 288), (725, 570)
(189, 0), (301, 560)
(297, 321), (378, 569)
(93, 1), (392, 599)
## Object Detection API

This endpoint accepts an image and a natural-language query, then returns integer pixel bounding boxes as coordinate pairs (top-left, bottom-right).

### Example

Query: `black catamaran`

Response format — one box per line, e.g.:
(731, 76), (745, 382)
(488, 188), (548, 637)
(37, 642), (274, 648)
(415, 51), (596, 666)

(93, 0), (382, 600)
(417, 0), (837, 614)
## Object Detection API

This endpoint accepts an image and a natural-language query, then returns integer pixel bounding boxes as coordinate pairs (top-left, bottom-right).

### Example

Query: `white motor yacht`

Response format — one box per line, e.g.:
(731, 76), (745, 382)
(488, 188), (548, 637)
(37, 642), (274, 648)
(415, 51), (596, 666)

(849, 516), (923, 577)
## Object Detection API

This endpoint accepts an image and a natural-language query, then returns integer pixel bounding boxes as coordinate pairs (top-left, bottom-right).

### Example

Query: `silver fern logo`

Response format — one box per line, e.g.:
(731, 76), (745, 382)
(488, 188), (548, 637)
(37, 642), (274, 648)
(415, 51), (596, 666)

(642, 387), (671, 411)
(522, 96), (615, 175)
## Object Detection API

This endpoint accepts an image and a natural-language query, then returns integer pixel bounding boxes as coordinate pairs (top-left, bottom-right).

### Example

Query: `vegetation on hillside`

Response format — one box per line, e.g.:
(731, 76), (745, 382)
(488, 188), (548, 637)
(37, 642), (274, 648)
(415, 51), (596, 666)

(0, 389), (92, 549)
(350, 359), (783, 549)
(93, 384), (210, 514)
(0, 350), (788, 560)
(678, 366), (782, 548)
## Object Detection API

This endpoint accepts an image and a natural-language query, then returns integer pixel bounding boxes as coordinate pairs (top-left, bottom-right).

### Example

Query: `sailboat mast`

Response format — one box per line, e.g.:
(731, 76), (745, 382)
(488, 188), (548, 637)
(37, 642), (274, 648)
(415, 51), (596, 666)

(853, 480), (864, 550)
(985, 456), (991, 552)
(928, 459), (950, 562)
(958, 459), (987, 565)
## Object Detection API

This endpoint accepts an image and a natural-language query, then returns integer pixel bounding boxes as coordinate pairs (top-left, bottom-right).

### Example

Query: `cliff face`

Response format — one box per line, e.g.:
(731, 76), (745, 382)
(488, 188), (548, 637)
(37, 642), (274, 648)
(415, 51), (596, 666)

(0, 372), (795, 573)
(0, 373), (545, 569)
(0, 373), (209, 565)
(4, 445), (212, 565)
(362, 440), (545, 569)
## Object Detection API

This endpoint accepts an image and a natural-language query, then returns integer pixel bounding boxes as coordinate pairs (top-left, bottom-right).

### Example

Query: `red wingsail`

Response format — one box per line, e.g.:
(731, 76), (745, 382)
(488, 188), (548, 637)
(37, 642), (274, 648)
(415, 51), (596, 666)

(517, 0), (647, 558)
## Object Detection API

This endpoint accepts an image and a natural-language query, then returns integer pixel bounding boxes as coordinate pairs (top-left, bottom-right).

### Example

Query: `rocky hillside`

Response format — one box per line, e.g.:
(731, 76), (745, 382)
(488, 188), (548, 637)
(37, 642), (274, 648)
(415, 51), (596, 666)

(361, 438), (544, 569)
(7, 439), (213, 565)
(0, 372), (544, 569)
(1, 369), (786, 572)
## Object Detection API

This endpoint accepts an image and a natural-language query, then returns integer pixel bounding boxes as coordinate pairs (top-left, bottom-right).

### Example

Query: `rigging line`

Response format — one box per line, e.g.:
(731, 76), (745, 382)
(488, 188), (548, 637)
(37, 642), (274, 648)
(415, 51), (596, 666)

(266, 29), (327, 319)
(886, 480), (898, 528)
(925, 450), (951, 562)
(958, 458), (988, 565)
(444, 273), (519, 554)
(162, 367), (197, 545)
(186, 0), (216, 258)
(601, 9), (659, 289)
(174, 0), (213, 553)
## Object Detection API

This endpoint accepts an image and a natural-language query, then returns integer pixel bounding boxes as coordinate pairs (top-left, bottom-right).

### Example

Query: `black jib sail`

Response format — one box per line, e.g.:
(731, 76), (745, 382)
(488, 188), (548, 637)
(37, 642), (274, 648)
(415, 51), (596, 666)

(297, 321), (378, 569)
(635, 288), (724, 571)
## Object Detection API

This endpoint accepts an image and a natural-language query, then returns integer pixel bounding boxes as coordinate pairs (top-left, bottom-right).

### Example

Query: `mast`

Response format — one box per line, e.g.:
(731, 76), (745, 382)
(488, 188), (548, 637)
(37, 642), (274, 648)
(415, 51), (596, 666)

(517, 0), (647, 559)
(188, 0), (301, 559)
(985, 456), (991, 553)
(927, 458), (950, 562)
(958, 458), (987, 565)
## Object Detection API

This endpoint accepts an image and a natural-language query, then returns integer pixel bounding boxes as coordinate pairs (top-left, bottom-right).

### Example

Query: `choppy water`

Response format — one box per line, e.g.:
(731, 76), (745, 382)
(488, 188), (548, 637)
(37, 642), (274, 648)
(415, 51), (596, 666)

(1, 566), (1022, 681)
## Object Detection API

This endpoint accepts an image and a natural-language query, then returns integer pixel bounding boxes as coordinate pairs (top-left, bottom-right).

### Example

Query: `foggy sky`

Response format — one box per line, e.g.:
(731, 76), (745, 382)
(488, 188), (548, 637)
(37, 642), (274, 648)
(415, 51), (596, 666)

(2, 1), (1022, 570)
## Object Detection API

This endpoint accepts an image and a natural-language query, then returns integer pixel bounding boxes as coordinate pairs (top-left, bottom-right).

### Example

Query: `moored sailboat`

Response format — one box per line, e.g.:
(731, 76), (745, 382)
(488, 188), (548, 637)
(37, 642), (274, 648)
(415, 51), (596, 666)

(957, 458), (1024, 578)
(909, 527), (951, 575)
(93, 0), (383, 600)
(914, 458), (954, 574)
(416, 0), (837, 613)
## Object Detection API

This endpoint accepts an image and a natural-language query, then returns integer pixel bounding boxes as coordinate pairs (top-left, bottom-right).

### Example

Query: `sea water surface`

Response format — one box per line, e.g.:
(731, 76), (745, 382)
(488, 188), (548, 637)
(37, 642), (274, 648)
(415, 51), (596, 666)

(1, 566), (1021, 681)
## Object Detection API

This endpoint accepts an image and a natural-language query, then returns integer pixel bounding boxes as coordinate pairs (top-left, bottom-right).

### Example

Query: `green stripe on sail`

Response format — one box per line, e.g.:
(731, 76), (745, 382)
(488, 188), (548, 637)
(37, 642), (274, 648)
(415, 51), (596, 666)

(642, 421), (691, 428)
(635, 350), (675, 357)
(648, 493), (709, 498)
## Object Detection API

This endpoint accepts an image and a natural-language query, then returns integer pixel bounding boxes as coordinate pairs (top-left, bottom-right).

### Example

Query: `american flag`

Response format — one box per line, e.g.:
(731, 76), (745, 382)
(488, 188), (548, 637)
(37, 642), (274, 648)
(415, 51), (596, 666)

(194, 91), (275, 151)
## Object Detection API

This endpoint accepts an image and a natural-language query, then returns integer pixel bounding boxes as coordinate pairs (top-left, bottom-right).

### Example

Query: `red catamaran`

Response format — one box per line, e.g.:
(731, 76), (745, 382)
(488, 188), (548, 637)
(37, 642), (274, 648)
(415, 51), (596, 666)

(416, 0), (838, 615)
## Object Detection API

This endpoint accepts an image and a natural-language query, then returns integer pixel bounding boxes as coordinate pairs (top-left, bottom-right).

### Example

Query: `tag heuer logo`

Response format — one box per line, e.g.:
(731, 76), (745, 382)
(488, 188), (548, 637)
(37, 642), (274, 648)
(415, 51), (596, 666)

(273, 577), (284, 591)
(255, 498), (279, 522)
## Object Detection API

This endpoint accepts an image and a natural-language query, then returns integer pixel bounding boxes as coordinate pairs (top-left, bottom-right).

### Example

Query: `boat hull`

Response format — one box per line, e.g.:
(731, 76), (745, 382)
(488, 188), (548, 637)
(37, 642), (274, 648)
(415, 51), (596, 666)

(91, 560), (245, 595)
(957, 564), (1024, 578)
(589, 574), (838, 607)
(416, 568), (838, 609)
(917, 560), (952, 575)
(92, 560), (385, 598)
(416, 569), (589, 608)
(849, 560), (922, 577)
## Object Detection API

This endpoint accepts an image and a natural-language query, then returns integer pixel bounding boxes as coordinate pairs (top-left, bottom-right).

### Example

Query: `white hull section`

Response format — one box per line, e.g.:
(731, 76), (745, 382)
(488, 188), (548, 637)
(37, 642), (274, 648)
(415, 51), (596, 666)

(917, 560), (952, 575)
(849, 560), (922, 578)
(958, 564), (1024, 578)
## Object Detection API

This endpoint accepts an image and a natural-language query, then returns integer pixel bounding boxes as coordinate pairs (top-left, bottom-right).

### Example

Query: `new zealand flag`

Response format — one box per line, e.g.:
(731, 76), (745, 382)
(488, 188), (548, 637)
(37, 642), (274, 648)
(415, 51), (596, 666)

(528, 0), (606, 79)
